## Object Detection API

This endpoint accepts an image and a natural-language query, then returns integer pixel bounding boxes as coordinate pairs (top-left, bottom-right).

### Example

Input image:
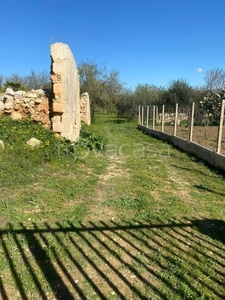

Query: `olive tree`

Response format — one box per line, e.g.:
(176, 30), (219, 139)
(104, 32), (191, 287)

(78, 61), (123, 119)
(116, 89), (137, 121)
(134, 84), (164, 106)
(162, 79), (194, 111)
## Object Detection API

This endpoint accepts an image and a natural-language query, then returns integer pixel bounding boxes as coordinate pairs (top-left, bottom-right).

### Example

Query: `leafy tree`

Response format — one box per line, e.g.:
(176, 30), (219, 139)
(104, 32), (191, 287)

(103, 69), (123, 114)
(134, 84), (164, 106)
(114, 84), (166, 121)
(204, 68), (225, 91)
(4, 73), (24, 84)
(0, 73), (26, 92)
(2, 80), (27, 92)
(162, 79), (194, 111)
(135, 84), (153, 105)
(24, 69), (51, 90)
(116, 89), (137, 121)
(78, 61), (123, 119)
(1, 70), (51, 92)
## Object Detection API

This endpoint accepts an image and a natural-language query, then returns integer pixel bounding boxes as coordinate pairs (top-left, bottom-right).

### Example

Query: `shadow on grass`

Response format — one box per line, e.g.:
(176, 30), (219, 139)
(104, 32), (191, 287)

(104, 119), (128, 124)
(171, 163), (225, 179)
(191, 218), (225, 245)
(0, 219), (224, 299)
(194, 184), (225, 197)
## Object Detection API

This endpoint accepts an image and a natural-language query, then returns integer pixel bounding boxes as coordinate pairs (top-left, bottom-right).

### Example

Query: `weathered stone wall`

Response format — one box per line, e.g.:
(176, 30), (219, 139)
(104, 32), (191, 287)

(158, 113), (188, 124)
(80, 92), (91, 125)
(0, 43), (91, 140)
(50, 43), (81, 142)
(0, 88), (50, 127)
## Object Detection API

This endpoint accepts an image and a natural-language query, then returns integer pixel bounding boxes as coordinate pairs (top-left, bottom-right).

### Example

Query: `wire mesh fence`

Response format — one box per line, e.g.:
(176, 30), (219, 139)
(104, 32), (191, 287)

(138, 101), (225, 155)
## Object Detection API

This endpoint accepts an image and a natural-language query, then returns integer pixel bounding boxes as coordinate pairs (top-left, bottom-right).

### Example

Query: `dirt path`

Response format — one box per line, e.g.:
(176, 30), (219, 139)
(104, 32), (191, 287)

(84, 154), (129, 223)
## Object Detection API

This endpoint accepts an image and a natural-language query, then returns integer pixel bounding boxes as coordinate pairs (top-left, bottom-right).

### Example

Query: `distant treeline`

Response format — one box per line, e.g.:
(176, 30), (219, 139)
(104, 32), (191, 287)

(1, 64), (225, 123)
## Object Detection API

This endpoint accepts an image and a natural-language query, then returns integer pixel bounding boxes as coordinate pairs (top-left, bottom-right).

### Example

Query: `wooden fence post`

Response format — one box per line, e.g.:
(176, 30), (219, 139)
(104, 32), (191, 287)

(173, 103), (178, 136)
(153, 105), (155, 130)
(156, 106), (158, 123)
(146, 106), (149, 128)
(141, 106), (144, 126)
(138, 105), (141, 125)
(161, 105), (165, 133)
(216, 99), (225, 154)
(189, 102), (195, 142)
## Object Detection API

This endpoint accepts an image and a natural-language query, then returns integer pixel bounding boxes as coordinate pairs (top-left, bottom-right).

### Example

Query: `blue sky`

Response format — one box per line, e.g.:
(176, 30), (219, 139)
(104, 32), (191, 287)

(1, 0), (225, 90)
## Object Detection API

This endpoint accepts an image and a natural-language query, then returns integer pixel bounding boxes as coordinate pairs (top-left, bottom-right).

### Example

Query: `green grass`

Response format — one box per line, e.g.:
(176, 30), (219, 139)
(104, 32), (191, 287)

(0, 112), (224, 299)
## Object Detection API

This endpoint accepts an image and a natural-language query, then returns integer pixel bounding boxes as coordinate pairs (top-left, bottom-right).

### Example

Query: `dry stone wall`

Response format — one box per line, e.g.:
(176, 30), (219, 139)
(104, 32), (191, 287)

(0, 87), (50, 127)
(158, 113), (188, 124)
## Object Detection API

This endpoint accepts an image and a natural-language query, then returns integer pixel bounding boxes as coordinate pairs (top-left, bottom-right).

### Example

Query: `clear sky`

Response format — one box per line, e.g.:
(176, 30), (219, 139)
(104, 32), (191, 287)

(1, 0), (225, 90)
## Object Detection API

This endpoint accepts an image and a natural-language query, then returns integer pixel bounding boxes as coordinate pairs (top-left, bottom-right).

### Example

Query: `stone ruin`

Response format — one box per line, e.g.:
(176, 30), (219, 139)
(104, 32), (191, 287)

(0, 42), (91, 142)
(158, 113), (188, 125)
(0, 88), (51, 127)
(80, 92), (91, 126)
(50, 43), (81, 141)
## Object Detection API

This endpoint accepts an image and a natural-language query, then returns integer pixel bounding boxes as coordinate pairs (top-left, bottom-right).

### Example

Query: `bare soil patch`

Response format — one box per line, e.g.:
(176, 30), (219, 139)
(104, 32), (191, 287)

(155, 125), (225, 154)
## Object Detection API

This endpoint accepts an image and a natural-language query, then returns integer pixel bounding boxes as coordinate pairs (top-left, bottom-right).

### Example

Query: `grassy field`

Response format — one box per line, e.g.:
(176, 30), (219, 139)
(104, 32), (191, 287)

(0, 113), (225, 299)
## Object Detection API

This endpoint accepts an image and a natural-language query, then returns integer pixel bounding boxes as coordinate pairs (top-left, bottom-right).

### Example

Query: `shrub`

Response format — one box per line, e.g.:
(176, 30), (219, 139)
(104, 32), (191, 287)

(0, 118), (107, 165)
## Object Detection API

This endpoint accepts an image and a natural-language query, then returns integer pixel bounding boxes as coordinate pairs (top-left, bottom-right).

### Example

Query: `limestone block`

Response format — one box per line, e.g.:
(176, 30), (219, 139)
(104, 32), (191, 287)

(0, 101), (4, 111)
(80, 92), (91, 125)
(51, 74), (61, 83)
(52, 83), (62, 94)
(26, 138), (42, 147)
(35, 89), (45, 95)
(36, 100), (49, 112)
(3, 95), (13, 102)
(25, 92), (37, 98)
(5, 87), (15, 97)
(11, 112), (22, 120)
(35, 98), (42, 104)
(0, 140), (5, 149)
(14, 103), (20, 110)
(52, 115), (61, 123)
(14, 90), (26, 99)
(52, 102), (65, 113)
(4, 101), (13, 110)
(52, 122), (63, 133)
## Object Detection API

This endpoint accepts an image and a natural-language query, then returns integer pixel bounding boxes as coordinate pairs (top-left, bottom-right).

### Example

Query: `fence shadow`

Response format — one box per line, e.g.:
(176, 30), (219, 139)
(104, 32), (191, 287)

(0, 218), (224, 299)
(191, 218), (225, 245)
(194, 184), (225, 197)
(171, 163), (225, 178)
